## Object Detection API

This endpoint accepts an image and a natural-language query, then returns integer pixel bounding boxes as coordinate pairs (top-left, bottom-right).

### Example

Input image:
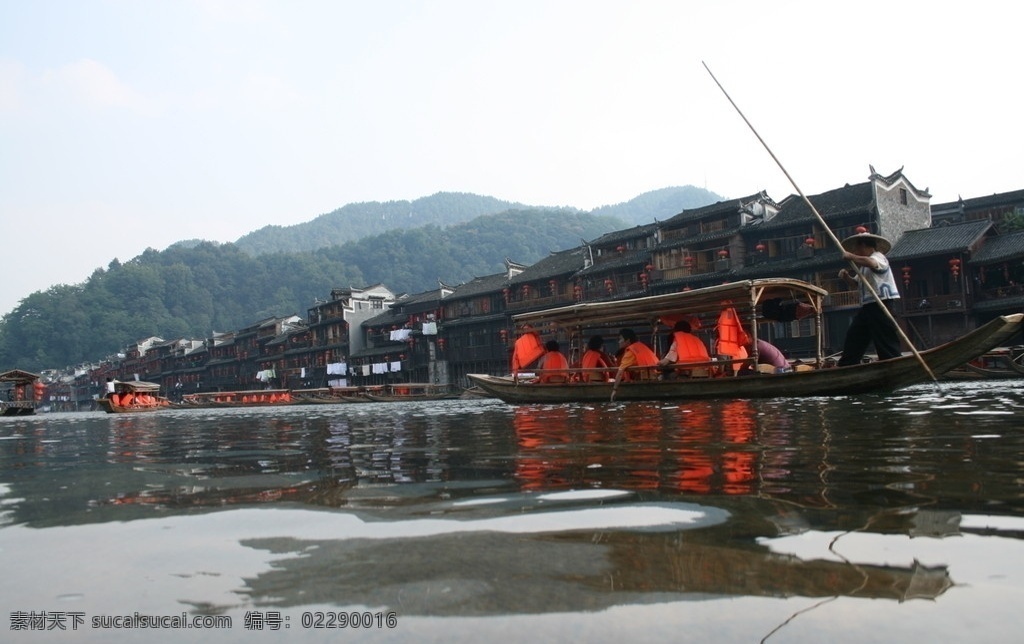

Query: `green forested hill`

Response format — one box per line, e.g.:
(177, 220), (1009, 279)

(591, 186), (726, 225)
(0, 187), (724, 371)
(0, 209), (624, 371)
(234, 192), (533, 254)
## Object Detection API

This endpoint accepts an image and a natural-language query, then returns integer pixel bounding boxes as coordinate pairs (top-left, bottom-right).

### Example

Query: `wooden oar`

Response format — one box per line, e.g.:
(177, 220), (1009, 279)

(702, 61), (937, 382)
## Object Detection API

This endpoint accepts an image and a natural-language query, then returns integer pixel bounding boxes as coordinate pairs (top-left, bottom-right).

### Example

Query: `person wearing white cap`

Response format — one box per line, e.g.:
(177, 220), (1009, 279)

(836, 230), (902, 366)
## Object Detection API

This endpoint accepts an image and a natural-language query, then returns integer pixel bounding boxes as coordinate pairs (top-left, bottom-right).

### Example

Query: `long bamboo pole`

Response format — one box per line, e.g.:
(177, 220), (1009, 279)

(702, 61), (937, 382)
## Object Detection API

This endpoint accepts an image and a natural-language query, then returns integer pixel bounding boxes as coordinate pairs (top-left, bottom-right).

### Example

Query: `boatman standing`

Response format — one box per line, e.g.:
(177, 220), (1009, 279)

(837, 230), (902, 366)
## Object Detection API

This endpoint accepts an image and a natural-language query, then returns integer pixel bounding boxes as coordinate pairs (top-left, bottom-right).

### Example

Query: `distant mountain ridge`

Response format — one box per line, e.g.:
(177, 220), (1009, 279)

(234, 192), (532, 255)
(234, 186), (724, 255)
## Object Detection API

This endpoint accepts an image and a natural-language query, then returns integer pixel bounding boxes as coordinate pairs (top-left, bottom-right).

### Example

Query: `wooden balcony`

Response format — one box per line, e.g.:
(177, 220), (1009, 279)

(901, 293), (968, 315)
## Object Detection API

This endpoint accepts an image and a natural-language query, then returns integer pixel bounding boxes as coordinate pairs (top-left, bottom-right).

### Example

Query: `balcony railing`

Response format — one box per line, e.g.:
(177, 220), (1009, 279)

(901, 293), (968, 315)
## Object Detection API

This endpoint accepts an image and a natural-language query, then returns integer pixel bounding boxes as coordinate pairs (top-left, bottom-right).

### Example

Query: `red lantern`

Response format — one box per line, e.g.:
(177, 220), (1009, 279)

(718, 249), (729, 258)
(522, 284), (530, 296)
(499, 329), (509, 344)
(949, 258), (961, 280)
(605, 278), (614, 294)
(437, 338), (446, 350)
(549, 279), (557, 294)
(573, 284), (583, 301)
(855, 225), (868, 234)
(616, 245), (625, 253)
(645, 264), (654, 272)
(901, 265), (912, 287)
(683, 256), (695, 269)
(755, 242), (766, 252)
(502, 287), (510, 303)
(804, 237), (815, 247)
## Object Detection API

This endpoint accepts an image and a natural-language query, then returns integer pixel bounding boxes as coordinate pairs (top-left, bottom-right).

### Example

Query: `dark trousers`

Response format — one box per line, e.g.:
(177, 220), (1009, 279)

(838, 300), (902, 366)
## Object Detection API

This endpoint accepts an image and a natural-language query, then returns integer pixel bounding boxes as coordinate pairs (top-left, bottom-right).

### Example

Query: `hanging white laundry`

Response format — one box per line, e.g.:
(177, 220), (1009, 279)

(389, 329), (412, 341)
(390, 361), (401, 372)
(421, 322), (437, 335)
(361, 365), (370, 376)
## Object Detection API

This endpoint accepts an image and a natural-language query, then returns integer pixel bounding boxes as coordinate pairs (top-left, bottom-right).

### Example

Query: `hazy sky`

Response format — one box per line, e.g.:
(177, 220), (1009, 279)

(1, 0), (1020, 316)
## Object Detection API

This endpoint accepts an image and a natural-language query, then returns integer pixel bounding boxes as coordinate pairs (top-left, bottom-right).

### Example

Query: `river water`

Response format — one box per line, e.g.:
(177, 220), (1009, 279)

(2, 380), (1022, 643)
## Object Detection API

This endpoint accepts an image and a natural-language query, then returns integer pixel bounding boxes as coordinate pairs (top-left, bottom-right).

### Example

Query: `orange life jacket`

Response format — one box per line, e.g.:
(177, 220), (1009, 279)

(511, 332), (545, 372)
(626, 341), (659, 367)
(715, 307), (749, 366)
(580, 350), (612, 381)
(671, 331), (711, 363)
(538, 351), (570, 383)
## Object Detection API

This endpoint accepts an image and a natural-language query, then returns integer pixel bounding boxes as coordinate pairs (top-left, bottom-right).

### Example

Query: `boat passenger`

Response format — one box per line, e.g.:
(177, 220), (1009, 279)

(537, 340), (570, 383)
(611, 328), (659, 400)
(658, 320), (711, 376)
(715, 306), (750, 374)
(511, 324), (546, 379)
(579, 335), (615, 382)
(837, 230), (902, 365)
(755, 339), (788, 370)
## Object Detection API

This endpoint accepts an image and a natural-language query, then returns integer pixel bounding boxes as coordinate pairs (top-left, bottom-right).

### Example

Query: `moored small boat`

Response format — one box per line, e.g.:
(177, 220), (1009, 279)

(1, 369), (43, 416)
(941, 346), (1024, 381)
(362, 383), (459, 402)
(290, 386), (375, 404)
(96, 380), (171, 413)
(179, 389), (294, 408)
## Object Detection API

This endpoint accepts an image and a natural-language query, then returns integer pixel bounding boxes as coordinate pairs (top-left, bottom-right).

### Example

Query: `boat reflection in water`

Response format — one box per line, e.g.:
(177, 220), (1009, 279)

(508, 402), (952, 605)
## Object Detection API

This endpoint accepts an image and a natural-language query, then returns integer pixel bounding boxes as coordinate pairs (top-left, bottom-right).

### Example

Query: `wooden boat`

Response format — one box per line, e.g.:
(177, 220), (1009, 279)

(96, 380), (171, 413)
(290, 386), (375, 404)
(467, 279), (1024, 403)
(363, 383), (459, 402)
(941, 346), (1024, 381)
(1, 369), (42, 416)
(179, 388), (295, 408)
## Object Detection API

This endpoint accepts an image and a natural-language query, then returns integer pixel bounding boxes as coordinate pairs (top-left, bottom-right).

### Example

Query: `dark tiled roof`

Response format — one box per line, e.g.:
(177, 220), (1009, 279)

(446, 272), (509, 301)
(265, 332), (292, 347)
(364, 308), (407, 327)
(350, 344), (409, 360)
(888, 220), (992, 260)
(509, 247), (588, 284)
(969, 230), (1024, 264)
(588, 223), (659, 246)
(661, 192), (775, 227)
(732, 252), (841, 278)
(440, 312), (507, 328)
(759, 182), (875, 231)
(577, 250), (652, 276)
(658, 226), (742, 250)
(932, 188), (1024, 214)
(396, 288), (445, 306)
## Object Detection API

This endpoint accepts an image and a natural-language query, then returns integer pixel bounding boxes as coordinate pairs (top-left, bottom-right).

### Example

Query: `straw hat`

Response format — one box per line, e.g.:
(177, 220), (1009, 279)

(841, 231), (891, 254)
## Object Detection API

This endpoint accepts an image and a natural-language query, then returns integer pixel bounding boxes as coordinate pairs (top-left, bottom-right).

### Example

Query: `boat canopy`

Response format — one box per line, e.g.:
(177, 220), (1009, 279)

(114, 380), (163, 392)
(511, 279), (827, 330)
(0, 369), (40, 385)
